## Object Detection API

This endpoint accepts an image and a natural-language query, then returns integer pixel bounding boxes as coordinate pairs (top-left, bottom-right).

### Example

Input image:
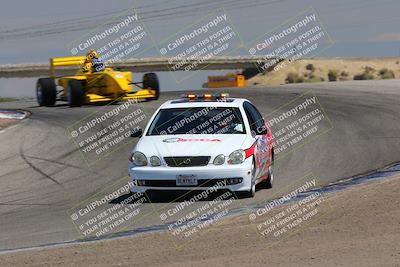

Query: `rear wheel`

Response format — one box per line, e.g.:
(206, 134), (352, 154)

(68, 80), (85, 107)
(36, 78), (56, 107)
(143, 73), (160, 100)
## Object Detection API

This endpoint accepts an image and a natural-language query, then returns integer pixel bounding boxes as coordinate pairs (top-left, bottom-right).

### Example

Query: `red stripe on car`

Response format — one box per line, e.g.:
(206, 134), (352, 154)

(245, 142), (257, 159)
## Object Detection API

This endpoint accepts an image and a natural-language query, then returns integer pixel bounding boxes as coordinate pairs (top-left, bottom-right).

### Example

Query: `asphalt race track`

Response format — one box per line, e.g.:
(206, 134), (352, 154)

(0, 80), (399, 251)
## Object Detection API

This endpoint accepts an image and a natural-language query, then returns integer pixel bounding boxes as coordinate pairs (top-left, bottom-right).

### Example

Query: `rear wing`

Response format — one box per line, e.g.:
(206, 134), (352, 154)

(50, 56), (86, 77)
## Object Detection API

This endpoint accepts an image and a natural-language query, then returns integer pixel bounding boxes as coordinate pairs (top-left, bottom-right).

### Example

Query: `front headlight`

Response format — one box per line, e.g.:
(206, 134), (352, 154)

(131, 151), (148, 166)
(150, 156), (161, 166)
(213, 154), (225, 165)
(228, 149), (245, 164)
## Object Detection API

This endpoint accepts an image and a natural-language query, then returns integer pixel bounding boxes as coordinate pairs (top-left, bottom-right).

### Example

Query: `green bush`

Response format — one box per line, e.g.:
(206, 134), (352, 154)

(353, 66), (375, 80)
(339, 71), (349, 81)
(285, 73), (304, 83)
(305, 63), (315, 72)
(379, 68), (395, 79)
(353, 73), (374, 80)
(328, 69), (339, 81)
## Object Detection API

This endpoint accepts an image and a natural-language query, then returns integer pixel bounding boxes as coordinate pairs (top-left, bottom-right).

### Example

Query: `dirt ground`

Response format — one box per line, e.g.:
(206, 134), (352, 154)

(249, 57), (400, 86)
(1, 173), (400, 267)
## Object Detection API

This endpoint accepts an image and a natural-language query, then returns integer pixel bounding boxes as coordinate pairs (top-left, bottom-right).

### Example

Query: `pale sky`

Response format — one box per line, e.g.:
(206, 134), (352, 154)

(1, 0), (399, 62)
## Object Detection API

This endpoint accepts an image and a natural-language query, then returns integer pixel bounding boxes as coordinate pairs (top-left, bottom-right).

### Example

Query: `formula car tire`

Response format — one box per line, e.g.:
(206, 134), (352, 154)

(143, 73), (160, 100)
(68, 80), (85, 107)
(36, 78), (56, 107)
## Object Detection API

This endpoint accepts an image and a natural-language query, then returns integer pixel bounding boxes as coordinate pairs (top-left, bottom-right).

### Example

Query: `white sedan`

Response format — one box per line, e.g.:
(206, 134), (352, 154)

(128, 93), (274, 198)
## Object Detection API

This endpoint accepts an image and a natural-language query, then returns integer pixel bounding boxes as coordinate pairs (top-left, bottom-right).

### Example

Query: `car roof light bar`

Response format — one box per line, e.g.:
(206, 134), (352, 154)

(180, 93), (230, 101)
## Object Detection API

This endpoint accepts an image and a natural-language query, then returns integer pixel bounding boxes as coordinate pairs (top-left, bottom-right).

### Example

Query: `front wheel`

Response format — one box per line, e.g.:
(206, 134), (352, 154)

(36, 78), (56, 107)
(260, 165), (273, 189)
(143, 73), (160, 100)
(260, 153), (274, 189)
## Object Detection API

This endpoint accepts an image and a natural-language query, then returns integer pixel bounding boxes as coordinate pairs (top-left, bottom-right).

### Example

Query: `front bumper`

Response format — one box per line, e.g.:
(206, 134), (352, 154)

(128, 158), (253, 193)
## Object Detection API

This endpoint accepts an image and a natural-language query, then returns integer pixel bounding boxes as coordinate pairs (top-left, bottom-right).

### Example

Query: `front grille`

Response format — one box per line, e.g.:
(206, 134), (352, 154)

(164, 156), (211, 167)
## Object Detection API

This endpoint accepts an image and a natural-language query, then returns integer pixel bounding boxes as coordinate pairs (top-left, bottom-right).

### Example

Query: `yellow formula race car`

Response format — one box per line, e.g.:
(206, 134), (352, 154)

(36, 56), (160, 107)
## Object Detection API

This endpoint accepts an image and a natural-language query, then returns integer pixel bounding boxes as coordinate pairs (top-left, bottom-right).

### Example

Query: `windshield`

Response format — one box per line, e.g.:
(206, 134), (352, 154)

(147, 107), (246, 135)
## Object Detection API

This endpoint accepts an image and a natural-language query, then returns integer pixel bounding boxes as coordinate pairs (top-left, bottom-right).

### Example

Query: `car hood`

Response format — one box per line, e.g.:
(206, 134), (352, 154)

(134, 134), (253, 158)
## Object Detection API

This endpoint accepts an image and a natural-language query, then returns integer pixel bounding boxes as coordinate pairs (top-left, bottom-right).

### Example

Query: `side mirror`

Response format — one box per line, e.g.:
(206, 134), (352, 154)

(131, 128), (143, 138)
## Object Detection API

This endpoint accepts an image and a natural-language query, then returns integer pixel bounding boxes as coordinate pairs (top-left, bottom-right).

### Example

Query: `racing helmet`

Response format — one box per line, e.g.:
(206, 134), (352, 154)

(87, 50), (100, 59)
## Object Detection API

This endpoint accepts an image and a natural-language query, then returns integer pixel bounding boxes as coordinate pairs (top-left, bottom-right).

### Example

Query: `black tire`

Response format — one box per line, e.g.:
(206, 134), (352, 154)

(260, 149), (274, 189)
(36, 78), (56, 107)
(143, 73), (160, 100)
(68, 80), (85, 107)
(144, 190), (159, 203)
(260, 165), (273, 189)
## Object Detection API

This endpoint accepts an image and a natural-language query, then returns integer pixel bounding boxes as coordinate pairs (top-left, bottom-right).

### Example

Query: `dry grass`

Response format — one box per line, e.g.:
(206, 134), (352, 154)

(248, 57), (400, 86)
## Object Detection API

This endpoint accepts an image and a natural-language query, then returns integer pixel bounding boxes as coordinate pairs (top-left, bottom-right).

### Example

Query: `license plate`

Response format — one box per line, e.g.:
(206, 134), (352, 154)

(176, 175), (198, 186)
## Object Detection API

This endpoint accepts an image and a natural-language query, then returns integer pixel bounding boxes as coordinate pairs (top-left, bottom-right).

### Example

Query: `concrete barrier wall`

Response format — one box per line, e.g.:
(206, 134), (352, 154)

(0, 56), (276, 77)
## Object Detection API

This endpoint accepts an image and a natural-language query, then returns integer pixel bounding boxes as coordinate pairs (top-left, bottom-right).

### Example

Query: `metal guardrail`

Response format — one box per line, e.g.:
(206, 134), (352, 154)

(0, 56), (275, 77)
